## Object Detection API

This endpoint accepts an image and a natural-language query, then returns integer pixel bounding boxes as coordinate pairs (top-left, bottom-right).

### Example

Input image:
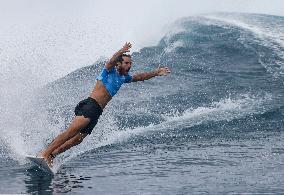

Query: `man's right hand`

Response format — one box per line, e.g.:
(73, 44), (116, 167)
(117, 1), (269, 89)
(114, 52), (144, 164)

(106, 42), (132, 70)
(119, 42), (132, 53)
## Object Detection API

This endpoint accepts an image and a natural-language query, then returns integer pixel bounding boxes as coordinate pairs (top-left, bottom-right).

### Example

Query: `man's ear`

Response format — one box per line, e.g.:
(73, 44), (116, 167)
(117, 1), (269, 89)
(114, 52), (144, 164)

(116, 62), (121, 67)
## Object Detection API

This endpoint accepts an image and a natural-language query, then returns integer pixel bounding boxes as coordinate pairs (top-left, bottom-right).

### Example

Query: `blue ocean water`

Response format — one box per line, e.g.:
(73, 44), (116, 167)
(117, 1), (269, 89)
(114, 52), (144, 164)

(0, 13), (284, 194)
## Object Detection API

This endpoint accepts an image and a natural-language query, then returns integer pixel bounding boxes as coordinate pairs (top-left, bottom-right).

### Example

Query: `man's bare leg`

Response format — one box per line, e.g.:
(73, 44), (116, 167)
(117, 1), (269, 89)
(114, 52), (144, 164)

(50, 133), (88, 160)
(39, 116), (90, 161)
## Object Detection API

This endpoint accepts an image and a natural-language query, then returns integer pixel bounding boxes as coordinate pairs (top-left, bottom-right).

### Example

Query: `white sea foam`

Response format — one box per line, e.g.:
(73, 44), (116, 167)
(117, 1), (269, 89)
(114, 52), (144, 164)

(164, 40), (185, 53)
(163, 93), (271, 129)
(161, 23), (187, 54)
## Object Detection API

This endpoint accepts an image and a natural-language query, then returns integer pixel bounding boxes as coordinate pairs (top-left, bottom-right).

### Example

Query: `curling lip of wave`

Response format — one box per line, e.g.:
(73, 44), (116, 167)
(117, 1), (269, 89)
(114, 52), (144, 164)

(203, 14), (284, 48)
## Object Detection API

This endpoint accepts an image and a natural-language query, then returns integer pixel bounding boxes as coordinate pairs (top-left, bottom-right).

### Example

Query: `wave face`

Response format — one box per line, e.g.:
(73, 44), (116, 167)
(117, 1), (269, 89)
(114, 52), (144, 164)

(1, 13), (284, 194)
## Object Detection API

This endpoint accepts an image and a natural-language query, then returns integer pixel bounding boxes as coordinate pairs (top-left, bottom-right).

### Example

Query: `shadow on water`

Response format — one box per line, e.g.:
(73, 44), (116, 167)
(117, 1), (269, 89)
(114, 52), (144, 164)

(24, 166), (92, 194)
(24, 166), (53, 194)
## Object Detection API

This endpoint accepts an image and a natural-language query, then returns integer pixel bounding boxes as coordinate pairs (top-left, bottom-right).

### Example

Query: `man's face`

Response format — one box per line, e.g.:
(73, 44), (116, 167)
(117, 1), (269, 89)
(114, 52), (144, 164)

(119, 56), (132, 75)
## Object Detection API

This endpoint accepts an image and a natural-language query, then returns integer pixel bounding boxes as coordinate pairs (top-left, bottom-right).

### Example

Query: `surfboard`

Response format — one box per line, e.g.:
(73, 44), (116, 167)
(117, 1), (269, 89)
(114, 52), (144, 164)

(26, 155), (54, 175)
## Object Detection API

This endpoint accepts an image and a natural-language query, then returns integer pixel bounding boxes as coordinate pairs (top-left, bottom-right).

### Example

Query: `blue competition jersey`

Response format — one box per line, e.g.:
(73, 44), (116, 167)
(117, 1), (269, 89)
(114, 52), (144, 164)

(96, 67), (133, 97)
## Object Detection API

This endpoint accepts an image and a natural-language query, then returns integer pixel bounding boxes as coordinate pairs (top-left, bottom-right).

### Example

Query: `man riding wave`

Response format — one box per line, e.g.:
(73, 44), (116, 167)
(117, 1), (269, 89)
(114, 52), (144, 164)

(39, 42), (171, 165)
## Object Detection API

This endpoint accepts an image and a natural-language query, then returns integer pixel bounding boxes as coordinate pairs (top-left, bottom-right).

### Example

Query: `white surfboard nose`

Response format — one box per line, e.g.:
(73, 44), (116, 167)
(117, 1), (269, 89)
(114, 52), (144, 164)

(26, 155), (54, 175)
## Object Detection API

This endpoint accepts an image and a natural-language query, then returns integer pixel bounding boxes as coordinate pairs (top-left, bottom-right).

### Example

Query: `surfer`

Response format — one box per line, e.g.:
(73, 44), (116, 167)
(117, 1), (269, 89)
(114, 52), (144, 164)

(38, 42), (171, 166)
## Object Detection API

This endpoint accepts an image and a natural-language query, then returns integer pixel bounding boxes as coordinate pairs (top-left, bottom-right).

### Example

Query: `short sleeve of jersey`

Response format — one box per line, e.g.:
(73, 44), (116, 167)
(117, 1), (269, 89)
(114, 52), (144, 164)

(124, 74), (133, 83)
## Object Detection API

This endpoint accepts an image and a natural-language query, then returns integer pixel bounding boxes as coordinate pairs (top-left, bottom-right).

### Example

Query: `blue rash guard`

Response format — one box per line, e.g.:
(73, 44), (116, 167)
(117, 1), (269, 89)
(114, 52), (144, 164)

(96, 67), (133, 97)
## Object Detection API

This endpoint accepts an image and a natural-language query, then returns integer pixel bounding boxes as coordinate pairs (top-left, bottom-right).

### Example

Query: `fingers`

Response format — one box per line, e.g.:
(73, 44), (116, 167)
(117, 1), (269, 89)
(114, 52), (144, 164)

(159, 67), (171, 76)
(123, 42), (132, 49)
(164, 67), (171, 73)
(126, 42), (132, 48)
(121, 42), (132, 53)
(162, 67), (171, 72)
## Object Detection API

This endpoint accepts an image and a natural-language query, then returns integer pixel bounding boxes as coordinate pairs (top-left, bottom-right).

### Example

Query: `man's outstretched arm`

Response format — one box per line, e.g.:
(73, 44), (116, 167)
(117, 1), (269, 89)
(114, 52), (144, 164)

(105, 42), (132, 71)
(131, 67), (171, 82)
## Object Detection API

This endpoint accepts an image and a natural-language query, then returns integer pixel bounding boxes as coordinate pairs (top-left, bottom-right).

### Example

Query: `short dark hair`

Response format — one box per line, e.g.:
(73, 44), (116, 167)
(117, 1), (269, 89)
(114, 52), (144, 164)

(116, 54), (131, 63)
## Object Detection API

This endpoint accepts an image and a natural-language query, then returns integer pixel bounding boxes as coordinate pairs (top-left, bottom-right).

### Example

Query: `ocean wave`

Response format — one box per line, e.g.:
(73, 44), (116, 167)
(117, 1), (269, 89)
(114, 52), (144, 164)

(58, 93), (273, 167)
(1, 13), (284, 168)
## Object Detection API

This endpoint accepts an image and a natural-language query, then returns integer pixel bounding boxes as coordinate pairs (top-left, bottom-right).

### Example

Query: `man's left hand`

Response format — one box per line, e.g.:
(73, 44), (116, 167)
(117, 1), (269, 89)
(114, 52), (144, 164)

(156, 67), (171, 76)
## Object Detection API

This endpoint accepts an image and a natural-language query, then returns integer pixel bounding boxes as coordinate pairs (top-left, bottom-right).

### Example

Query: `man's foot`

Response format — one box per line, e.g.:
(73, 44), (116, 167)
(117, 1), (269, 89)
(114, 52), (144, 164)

(46, 155), (54, 167)
(37, 152), (54, 167)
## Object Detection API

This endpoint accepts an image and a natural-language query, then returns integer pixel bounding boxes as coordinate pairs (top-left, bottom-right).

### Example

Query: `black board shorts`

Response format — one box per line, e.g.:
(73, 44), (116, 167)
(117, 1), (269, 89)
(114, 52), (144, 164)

(74, 97), (103, 134)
